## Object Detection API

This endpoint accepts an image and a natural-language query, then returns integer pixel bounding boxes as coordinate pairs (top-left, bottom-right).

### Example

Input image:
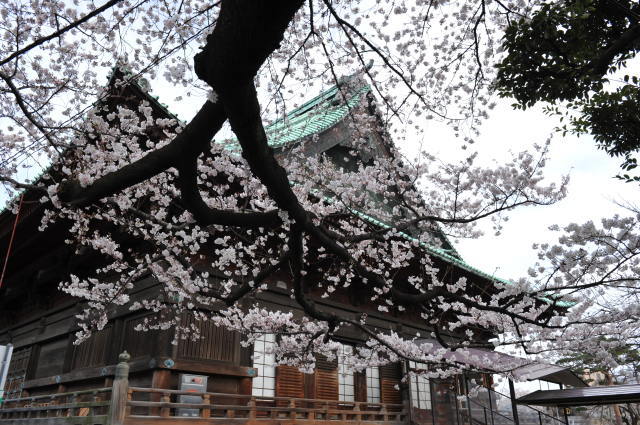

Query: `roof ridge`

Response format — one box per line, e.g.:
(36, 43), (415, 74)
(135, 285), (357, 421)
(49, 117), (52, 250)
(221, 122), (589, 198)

(266, 72), (368, 130)
(269, 84), (339, 126)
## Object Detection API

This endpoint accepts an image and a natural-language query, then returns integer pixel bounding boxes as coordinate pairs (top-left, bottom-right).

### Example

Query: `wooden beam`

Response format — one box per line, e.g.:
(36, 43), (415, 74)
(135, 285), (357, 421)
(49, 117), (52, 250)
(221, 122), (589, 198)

(160, 358), (257, 377)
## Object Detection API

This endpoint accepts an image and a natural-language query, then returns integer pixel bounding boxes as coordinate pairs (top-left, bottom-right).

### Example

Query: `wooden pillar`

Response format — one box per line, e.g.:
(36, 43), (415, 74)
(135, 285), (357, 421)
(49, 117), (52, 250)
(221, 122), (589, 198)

(151, 369), (171, 416)
(289, 399), (296, 420)
(108, 351), (130, 425)
(160, 394), (170, 417)
(248, 397), (256, 420)
(239, 377), (252, 396)
(202, 394), (211, 419)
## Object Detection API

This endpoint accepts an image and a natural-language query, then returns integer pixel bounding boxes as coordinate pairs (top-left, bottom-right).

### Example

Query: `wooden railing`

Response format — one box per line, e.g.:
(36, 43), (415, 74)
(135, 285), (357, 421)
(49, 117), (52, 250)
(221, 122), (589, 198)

(0, 352), (408, 425)
(0, 387), (112, 425)
(126, 387), (407, 424)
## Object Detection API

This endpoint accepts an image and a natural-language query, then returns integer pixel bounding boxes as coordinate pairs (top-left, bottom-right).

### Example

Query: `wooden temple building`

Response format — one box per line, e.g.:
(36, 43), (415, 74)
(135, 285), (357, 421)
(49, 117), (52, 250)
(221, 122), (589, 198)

(0, 71), (583, 425)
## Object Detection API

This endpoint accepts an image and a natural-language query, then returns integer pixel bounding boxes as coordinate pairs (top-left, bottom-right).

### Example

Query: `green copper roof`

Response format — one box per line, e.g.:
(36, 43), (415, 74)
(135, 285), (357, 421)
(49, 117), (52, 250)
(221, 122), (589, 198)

(351, 210), (573, 308)
(351, 209), (509, 285)
(266, 84), (370, 148)
(221, 82), (371, 151)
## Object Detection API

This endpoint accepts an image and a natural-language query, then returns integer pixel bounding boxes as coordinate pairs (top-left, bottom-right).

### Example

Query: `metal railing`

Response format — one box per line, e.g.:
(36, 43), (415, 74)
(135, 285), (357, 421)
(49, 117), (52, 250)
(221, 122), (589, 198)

(487, 387), (566, 425)
(456, 386), (567, 425)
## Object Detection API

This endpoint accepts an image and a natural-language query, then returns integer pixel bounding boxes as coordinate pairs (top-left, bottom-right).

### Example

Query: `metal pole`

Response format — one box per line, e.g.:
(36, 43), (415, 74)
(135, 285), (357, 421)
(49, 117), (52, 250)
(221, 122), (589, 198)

(559, 383), (569, 425)
(466, 392), (474, 424)
(454, 378), (461, 425)
(508, 379), (520, 425)
(464, 374), (474, 425)
(486, 383), (495, 425)
(430, 379), (437, 425)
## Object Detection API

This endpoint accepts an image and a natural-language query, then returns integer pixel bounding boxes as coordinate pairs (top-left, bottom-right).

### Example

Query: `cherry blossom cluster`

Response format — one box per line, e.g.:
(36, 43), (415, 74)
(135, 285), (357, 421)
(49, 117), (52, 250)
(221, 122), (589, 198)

(1, 0), (633, 382)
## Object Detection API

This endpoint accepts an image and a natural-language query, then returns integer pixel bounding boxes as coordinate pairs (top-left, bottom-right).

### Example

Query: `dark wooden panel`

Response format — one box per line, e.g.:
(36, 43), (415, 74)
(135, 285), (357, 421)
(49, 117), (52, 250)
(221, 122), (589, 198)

(355, 370), (367, 402)
(304, 372), (316, 400)
(34, 338), (67, 379)
(121, 315), (159, 359)
(70, 326), (112, 369)
(380, 363), (401, 379)
(177, 315), (238, 362)
(316, 354), (337, 371)
(239, 343), (253, 367)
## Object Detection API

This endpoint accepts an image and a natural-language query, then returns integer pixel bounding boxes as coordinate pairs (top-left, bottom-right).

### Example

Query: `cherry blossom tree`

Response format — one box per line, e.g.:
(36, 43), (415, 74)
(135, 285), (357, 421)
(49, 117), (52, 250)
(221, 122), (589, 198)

(0, 0), (636, 380)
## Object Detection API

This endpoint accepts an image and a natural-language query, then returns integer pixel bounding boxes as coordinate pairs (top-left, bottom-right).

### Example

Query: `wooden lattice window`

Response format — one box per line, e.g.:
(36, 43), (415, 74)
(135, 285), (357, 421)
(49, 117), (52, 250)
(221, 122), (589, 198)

(3, 346), (31, 400)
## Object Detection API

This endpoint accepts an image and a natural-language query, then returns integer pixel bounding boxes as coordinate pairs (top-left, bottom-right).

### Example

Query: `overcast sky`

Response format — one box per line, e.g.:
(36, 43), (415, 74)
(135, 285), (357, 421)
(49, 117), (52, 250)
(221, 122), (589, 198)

(420, 101), (639, 282)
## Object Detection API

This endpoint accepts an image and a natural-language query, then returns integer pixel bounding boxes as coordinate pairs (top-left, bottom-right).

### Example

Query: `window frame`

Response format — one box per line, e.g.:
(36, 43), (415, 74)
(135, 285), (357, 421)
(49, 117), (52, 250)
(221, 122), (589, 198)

(251, 333), (276, 397)
(409, 361), (432, 410)
(365, 366), (381, 403)
(337, 344), (355, 402)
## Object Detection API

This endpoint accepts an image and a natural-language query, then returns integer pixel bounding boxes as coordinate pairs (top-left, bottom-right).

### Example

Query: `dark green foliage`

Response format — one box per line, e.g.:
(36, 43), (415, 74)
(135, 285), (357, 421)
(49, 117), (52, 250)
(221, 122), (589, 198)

(495, 0), (640, 180)
(570, 83), (640, 181)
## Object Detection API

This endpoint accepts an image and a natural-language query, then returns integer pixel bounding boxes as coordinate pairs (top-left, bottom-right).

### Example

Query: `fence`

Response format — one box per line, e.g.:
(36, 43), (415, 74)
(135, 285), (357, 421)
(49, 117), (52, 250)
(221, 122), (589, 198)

(0, 352), (408, 425)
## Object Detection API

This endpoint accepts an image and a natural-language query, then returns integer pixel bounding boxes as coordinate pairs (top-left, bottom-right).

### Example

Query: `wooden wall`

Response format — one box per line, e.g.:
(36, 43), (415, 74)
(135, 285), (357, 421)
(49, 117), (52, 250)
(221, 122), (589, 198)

(177, 316), (239, 363)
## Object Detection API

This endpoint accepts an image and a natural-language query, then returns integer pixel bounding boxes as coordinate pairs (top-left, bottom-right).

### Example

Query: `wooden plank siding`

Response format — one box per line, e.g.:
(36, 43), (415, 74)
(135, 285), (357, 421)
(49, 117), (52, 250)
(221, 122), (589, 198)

(177, 316), (239, 363)
(122, 316), (160, 359)
(70, 326), (113, 370)
(33, 338), (67, 379)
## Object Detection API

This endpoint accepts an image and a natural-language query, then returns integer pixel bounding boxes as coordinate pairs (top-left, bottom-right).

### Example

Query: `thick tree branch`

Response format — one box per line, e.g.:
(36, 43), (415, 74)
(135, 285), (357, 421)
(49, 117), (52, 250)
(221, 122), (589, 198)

(58, 99), (222, 207)
(220, 249), (292, 306)
(588, 22), (640, 77)
(176, 155), (281, 227)
(290, 227), (339, 326)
